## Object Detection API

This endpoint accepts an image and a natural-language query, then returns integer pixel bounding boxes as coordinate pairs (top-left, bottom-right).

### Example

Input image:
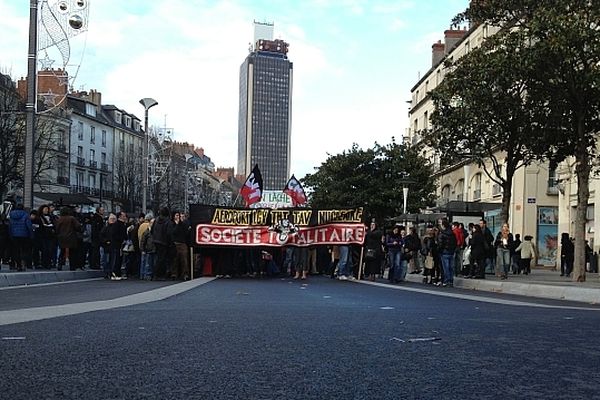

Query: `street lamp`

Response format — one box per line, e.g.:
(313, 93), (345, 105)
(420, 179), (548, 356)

(139, 97), (158, 213)
(403, 187), (409, 215)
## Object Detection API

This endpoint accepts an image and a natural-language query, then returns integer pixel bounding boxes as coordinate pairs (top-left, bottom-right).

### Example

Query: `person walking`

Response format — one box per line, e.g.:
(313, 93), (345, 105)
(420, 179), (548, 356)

(54, 207), (81, 271)
(494, 223), (514, 280)
(516, 235), (536, 275)
(8, 204), (33, 272)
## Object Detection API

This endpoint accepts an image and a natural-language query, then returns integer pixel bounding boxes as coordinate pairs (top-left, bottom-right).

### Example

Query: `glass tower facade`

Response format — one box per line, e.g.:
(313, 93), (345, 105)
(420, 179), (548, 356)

(238, 40), (293, 190)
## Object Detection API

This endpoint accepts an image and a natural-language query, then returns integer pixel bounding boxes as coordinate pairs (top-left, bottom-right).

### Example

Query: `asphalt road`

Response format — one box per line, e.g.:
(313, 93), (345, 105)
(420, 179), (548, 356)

(1, 277), (599, 400)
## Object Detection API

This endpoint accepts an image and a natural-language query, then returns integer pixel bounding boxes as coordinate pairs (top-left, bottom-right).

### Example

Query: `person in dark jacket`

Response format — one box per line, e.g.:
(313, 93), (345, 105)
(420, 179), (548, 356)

(152, 207), (173, 280)
(560, 232), (574, 277)
(108, 211), (128, 279)
(38, 205), (56, 269)
(89, 207), (105, 270)
(467, 225), (487, 279)
(54, 207), (82, 271)
(364, 221), (384, 281)
(9, 204), (34, 271)
(438, 218), (457, 287)
(171, 211), (190, 280)
(100, 214), (116, 278)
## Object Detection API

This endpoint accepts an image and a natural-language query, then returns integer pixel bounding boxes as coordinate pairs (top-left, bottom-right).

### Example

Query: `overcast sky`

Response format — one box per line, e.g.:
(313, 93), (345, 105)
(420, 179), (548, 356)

(0, 0), (469, 179)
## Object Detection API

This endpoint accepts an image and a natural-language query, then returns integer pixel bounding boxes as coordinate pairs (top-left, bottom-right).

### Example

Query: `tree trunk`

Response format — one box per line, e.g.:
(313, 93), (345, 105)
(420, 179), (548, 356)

(500, 178), (512, 225)
(573, 126), (589, 282)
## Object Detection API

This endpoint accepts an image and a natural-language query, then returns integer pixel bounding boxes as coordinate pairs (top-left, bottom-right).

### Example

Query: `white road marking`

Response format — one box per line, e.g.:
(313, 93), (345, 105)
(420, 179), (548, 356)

(357, 280), (600, 311)
(2, 337), (26, 340)
(0, 278), (104, 291)
(380, 306), (395, 310)
(0, 278), (216, 326)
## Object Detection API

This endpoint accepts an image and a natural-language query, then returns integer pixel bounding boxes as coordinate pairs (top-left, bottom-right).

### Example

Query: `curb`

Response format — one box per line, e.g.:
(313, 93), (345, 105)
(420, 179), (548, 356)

(0, 270), (105, 288)
(403, 274), (600, 304)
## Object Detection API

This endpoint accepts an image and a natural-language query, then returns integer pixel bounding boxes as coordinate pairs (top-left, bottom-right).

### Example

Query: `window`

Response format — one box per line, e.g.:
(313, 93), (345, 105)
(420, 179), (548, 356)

(90, 126), (95, 144)
(124, 115), (131, 128)
(115, 111), (122, 124)
(77, 121), (84, 141)
(423, 111), (429, 130)
(89, 174), (96, 188)
(473, 174), (482, 200)
(85, 103), (97, 117)
(101, 130), (106, 147)
(134, 120), (140, 131)
(76, 171), (84, 187)
(77, 146), (83, 157)
(90, 149), (95, 162)
(101, 152), (106, 163)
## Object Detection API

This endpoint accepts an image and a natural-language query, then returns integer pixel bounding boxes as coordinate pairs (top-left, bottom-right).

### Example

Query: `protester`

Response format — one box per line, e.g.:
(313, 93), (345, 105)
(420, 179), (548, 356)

(140, 218), (156, 280)
(39, 205), (56, 269)
(466, 224), (486, 279)
(9, 204), (33, 271)
(480, 219), (495, 274)
(405, 226), (422, 275)
(494, 223), (514, 280)
(386, 225), (404, 283)
(152, 207), (173, 280)
(438, 218), (457, 287)
(516, 235), (536, 275)
(55, 207), (81, 271)
(452, 221), (465, 276)
(171, 211), (190, 280)
(364, 221), (384, 281)
(560, 233), (574, 277)
(90, 207), (105, 270)
(100, 213), (116, 278)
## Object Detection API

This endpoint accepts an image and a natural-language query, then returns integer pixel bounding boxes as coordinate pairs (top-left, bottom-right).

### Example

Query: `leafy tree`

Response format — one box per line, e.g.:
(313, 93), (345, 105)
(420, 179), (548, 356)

(424, 31), (541, 225)
(302, 139), (436, 224)
(456, 1), (600, 281)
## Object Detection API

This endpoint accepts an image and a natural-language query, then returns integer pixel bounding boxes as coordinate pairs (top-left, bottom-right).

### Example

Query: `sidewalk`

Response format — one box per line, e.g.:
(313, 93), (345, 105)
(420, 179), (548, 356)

(401, 268), (600, 304)
(0, 264), (104, 288)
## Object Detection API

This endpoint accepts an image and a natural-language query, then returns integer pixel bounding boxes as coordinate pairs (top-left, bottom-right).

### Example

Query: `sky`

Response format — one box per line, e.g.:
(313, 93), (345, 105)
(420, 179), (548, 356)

(0, 0), (469, 179)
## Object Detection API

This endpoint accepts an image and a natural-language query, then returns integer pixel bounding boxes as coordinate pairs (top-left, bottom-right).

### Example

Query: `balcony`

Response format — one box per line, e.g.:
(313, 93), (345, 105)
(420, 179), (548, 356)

(70, 185), (114, 199)
(89, 160), (97, 169)
(57, 176), (69, 185)
(101, 163), (109, 171)
(76, 157), (85, 166)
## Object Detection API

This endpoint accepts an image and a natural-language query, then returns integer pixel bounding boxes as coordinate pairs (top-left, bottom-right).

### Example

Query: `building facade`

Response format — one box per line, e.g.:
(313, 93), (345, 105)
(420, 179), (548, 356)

(407, 23), (560, 266)
(237, 37), (293, 190)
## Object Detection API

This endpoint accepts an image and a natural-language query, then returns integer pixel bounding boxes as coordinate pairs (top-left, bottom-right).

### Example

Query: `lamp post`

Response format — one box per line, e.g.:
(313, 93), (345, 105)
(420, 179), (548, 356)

(184, 154), (193, 214)
(139, 98), (158, 213)
(24, 0), (39, 210)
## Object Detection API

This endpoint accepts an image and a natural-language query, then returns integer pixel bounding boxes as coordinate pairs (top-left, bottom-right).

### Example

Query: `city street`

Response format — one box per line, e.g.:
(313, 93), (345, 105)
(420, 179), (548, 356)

(1, 277), (600, 400)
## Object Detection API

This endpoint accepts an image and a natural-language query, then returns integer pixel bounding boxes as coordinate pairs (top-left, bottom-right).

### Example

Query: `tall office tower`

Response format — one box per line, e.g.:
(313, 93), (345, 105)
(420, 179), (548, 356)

(238, 25), (293, 191)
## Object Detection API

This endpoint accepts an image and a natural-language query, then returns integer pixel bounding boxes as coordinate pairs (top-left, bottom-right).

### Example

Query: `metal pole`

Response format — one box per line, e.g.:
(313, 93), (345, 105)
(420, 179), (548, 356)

(190, 246), (194, 280)
(24, 0), (38, 210)
(142, 108), (149, 213)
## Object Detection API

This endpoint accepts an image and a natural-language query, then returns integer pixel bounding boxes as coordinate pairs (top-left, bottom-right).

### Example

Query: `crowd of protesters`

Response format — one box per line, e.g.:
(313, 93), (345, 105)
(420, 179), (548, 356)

(0, 203), (194, 281)
(360, 218), (549, 287)
(3, 202), (594, 284)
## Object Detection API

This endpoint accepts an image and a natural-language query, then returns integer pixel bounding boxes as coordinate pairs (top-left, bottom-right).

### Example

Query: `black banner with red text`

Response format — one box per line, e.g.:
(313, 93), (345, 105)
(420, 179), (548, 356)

(190, 205), (365, 247)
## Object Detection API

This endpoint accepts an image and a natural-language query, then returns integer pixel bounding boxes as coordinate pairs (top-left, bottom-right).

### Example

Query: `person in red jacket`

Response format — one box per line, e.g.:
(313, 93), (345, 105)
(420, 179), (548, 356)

(452, 222), (465, 276)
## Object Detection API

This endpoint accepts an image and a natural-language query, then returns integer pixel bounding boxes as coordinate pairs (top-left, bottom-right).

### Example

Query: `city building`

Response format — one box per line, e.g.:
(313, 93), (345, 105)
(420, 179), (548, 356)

(238, 23), (293, 190)
(406, 23), (560, 266)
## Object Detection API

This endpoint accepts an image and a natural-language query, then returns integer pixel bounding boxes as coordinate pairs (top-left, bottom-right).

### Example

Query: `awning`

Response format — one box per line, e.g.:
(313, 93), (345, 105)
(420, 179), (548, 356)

(34, 192), (94, 205)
